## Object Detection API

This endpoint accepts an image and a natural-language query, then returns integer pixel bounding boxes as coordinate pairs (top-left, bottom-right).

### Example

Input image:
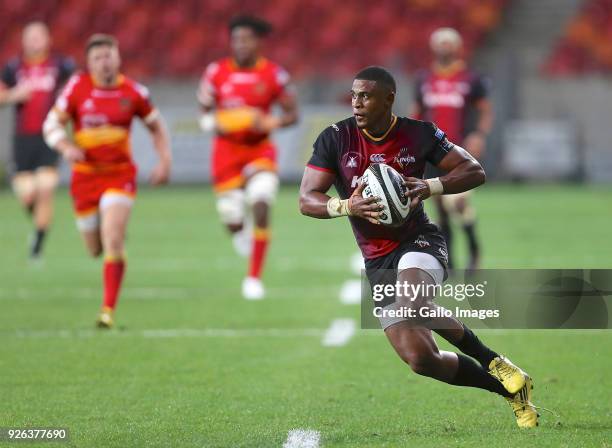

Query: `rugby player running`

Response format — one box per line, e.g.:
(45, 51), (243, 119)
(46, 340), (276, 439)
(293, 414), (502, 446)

(299, 66), (538, 428)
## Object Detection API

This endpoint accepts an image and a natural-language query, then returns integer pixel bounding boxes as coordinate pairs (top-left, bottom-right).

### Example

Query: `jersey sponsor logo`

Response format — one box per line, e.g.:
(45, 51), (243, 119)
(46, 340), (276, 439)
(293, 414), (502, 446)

(16, 71), (56, 91)
(423, 91), (465, 108)
(441, 138), (454, 151)
(414, 234), (430, 248)
(370, 154), (385, 163)
(438, 247), (448, 263)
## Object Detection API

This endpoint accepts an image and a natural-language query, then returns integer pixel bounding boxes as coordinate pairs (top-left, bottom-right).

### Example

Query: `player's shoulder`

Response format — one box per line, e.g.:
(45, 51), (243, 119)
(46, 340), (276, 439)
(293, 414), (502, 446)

(261, 58), (291, 83)
(121, 75), (151, 98)
(314, 117), (354, 145)
(2, 56), (21, 73)
(396, 116), (443, 138)
(63, 71), (89, 92)
(51, 54), (76, 71)
(321, 117), (355, 136)
(413, 68), (432, 83)
(203, 58), (228, 77)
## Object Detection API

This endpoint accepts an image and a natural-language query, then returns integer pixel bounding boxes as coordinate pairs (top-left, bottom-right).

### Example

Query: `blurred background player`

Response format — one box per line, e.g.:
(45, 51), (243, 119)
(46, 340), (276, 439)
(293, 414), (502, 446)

(197, 15), (298, 300)
(411, 28), (493, 270)
(0, 22), (74, 259)
(42, 34), (172, 328)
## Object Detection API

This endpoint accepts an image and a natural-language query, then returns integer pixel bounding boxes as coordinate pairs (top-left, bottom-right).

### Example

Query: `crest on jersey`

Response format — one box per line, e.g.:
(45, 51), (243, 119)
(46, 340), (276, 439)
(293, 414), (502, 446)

(120, 97), (131, 111)
(82, 99), (95, 111)
(342, 151), (362, 170)
(254, 82), (266, 95)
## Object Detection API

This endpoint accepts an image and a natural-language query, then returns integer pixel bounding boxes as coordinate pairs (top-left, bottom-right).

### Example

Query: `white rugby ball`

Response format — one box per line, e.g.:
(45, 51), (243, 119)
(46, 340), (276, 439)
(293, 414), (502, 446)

(361, 163), (410, 226)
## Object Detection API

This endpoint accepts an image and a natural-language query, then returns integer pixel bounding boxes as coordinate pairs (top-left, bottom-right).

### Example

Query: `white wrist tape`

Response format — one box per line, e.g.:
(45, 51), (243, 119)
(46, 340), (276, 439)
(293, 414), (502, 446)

(426, 177), (444, 196)
(327, 197), (351, 217)
(199, 113), (216, 132)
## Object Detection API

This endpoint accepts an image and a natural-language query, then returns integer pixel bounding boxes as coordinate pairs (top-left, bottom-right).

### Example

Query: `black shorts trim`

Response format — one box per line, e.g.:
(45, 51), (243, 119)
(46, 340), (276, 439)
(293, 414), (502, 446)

(13, 134), (59, 173)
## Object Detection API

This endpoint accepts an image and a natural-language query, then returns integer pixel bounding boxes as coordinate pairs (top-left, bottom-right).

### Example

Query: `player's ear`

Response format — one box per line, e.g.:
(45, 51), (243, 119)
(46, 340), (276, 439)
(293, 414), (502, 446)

(385, 90), (395, 108)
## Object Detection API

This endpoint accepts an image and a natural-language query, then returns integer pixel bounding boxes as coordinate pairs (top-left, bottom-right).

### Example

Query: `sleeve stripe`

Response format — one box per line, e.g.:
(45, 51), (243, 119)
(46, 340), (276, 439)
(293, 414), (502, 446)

(306, 163), (334, 173)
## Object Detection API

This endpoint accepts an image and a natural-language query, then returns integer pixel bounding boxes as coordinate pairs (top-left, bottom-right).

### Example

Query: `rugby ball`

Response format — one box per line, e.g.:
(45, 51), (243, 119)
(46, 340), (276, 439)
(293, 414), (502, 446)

(362, 163), (410, 226)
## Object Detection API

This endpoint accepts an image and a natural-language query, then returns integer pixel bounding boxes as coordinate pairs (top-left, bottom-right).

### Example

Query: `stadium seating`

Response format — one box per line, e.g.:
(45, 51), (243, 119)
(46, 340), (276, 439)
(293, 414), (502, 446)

(0, 0), (510, 79)
(545, 0), (612, 76)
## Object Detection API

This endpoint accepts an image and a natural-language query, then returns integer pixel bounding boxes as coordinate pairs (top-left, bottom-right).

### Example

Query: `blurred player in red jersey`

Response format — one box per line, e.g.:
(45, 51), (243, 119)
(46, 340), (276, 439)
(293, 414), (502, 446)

(42, 34), (172, 328)
(0, 22), (75, 259)
(198, 16), (298, 300)
(411, 28), (494, 270)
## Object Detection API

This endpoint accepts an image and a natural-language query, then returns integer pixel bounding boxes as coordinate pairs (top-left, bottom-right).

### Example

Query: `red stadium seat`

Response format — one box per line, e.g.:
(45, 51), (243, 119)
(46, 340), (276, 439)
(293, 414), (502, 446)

(0, 0), (513, 78)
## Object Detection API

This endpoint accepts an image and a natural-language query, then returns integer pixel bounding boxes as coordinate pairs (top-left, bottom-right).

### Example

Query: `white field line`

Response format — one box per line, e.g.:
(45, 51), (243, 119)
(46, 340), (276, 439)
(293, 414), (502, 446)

(321, 318), (356, 347)
(0, 286), (338, 301)
(10, 328), (325, 339)
(0, 256), (354, 273)
(283, 429), (321, 448)
(338, 279), (362, 305)
(6, 327), (608, 340)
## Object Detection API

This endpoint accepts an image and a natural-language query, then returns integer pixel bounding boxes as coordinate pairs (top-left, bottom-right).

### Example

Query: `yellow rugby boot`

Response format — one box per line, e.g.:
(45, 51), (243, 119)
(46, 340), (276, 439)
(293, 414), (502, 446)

(489, 355), (527, 394)
(505, 376), (539, 428)
(96, 307), (114, 329)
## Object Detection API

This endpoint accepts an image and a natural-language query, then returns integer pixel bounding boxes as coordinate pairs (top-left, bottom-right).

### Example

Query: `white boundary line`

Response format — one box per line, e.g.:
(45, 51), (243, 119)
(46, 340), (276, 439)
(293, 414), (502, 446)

(10, 328), (325, 339)
(283, 429), (320, 448)
(321, 319), (356, 347)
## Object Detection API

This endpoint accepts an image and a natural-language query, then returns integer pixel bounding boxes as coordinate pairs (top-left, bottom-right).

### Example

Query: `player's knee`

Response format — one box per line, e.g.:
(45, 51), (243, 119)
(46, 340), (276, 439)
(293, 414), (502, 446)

(245, 171), (278, 206)
(401, 349), (438, 377)
(12, 174), (36, 203)
(103, 232), (124, 254)
(88, 245), (103, 258)
(35, 169), (59, 193)
(216, 189), (245, 225)
(460, 205), (476, 225)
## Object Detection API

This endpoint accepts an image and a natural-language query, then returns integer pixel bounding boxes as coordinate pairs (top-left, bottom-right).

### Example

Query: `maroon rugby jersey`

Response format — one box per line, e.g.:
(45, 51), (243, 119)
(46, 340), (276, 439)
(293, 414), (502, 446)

(0, 55), (75, 135)
(414, 65), (488, 144)
(307, 115), (454, 259)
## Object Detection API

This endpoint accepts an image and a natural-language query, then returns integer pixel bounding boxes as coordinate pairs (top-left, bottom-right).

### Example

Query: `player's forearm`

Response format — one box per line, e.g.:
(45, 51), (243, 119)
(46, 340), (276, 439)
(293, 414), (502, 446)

(149, 118), (172, 165)
(0, 88), (20, 105)
(278, 109), (298, 128)
(299, 191), (337, 219)
(474, 100), (493, 135)
(439, 159), (485, 194)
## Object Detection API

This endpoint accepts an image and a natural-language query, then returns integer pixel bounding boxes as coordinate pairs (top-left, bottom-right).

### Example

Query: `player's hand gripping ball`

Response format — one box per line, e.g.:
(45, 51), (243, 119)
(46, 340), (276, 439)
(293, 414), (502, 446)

(361, 163), (411, 226)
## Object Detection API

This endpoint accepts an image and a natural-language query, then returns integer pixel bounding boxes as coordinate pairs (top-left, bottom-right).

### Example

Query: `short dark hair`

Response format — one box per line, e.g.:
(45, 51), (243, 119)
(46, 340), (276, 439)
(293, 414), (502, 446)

(354, 66), (397, 93)
(228, 15), (272, 37)
(86, 34), (118, 54)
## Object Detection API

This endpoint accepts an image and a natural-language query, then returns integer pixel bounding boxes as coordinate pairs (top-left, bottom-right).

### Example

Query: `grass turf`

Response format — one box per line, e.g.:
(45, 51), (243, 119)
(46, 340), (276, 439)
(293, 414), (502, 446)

(0, 184), (611, 447)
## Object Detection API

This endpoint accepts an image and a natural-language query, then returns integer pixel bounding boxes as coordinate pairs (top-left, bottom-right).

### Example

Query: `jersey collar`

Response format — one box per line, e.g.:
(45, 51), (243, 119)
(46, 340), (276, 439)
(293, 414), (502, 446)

(90, 73), (125, 88)
(432, 60), (466, 77)
(361, 114), (398, 143)
(229, 57), (266, 71)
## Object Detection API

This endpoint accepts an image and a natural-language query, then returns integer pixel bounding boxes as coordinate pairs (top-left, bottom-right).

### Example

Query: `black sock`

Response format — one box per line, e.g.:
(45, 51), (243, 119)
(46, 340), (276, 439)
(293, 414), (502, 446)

(31, 229), (46, 257)
(451, 353), (512, 397)
(463, 222), (479, 260)
(454, 324), (499, 369)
